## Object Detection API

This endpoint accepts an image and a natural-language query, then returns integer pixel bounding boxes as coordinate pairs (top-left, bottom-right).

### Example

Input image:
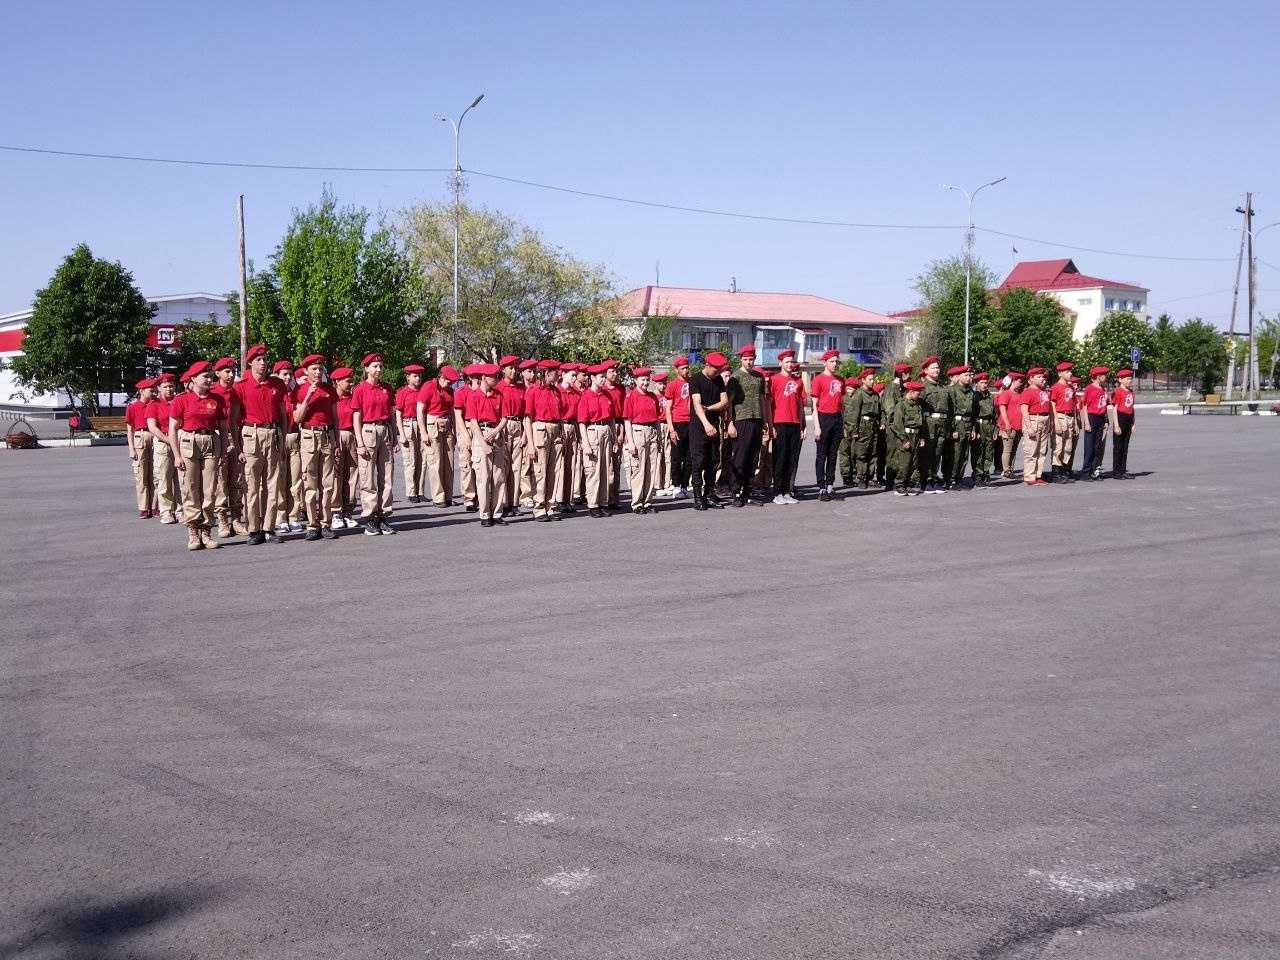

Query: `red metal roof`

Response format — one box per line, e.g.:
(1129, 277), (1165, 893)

(999, 259), (1147, 293)
(620, 286), (900, 327)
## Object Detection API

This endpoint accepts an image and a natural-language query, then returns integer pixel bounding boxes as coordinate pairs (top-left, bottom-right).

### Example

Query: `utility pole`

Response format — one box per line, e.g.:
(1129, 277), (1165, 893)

(1224, 203), (1247, 400)
(1233, 195), (1257, 399)
(237, 195), (249, 367)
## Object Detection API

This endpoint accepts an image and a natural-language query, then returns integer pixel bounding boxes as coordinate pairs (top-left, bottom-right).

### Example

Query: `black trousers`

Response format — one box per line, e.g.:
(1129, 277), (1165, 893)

(1081, 412), (1107, 473)
(773, 422), (802, 495)
(1112, 413), (1133, 475)
(688, 425), (719, 499)
(670, 421), (690, 488)
(814, 412), (841, 488)
(731, 419), (763, 495)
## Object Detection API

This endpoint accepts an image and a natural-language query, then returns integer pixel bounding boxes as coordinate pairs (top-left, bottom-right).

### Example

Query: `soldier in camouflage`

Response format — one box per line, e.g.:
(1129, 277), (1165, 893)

(947, 365), (976, 490)
(890, 380), (926, 495)
(970, 371), (998, 487)
(918, 357), (953, 494)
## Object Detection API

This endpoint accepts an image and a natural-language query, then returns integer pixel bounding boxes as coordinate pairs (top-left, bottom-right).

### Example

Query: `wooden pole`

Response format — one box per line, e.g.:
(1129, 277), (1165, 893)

(1224, 198), (1247, 400)
(237, 195), (249, 367)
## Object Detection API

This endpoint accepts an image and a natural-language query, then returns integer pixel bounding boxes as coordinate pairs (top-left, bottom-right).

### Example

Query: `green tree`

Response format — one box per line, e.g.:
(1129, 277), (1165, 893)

(397, 200), (619, 361)
(1076, 311), (1156, 373)
(11, 244), (154, 413)
(1170, 318), (1228, 394)
(1150, 313), (1177, 379)
(908, 255), (999, 368)
(163, 313), (240, 374)
(990, 285), (1076, 373)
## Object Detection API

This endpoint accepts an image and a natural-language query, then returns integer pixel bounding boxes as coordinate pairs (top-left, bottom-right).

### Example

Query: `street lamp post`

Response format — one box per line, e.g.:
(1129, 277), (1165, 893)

(434, 93), (484, 356)
(941, 176), (1006, 366)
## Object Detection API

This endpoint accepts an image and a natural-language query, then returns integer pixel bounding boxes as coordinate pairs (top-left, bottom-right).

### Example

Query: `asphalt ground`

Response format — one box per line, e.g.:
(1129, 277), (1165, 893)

(1, 416), (1277, 960)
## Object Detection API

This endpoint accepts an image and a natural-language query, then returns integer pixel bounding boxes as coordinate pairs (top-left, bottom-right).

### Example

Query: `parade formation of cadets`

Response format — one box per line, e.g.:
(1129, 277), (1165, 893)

(122, 344), (1140, 550)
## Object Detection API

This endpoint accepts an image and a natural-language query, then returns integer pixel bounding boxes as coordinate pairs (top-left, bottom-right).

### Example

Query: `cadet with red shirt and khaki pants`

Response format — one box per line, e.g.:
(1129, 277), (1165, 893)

(125, 378), (156, 518)
(331, 367), (359, 527)
(1048, 361), (1079, 481)
(1020, 368), (1052, 485)
(396, 364), (426, 502)
(453, 369), (479, 511)
(210, 356), (246, 536)
(352, 352), (399, 535)
(147, 375), (181, 523)
(273, 359), (305, 530)
(293, 353), (340, 540)
(495, 355), (526, 518)
(577, 365), (615, 517)
(168, 361), (228, 551)
(524, 359), (565, 522)
(233, 345), (288, 544)
(465, 363), (508, 526)
(624, 367), (663, 514)
(416, 364), (459, 507)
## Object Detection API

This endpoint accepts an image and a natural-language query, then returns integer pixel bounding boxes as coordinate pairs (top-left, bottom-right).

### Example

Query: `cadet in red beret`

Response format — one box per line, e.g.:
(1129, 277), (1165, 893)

(1079, 365), (1111, 480)
(995, 371), (1024, 479)
(466, 363), (508, 525)
(270, 358), (306, 532)
(725, 344), (769, 506)
(167, 362), (229, 550)
(397, 364), (427, 503)
(843, 367), (882, 490)
(810, 348), (844, 500)
(662, 356), (693, 500)
(769, 349), (806, 503)
(946, 365), (976, 490)
(879, 363), (911, 489)
(146, 374), (182, 522)
(230, 345), (288, 543)
(330, 366), (360, 528)
(496, 355), (528, 519)
(453, 364), (481, 512)
(889, 380), (926, 495)
(970, 371), (998, 487)
(293, 354), (339, 539)
(208, 356), (245, 536)
(575, 364), (616, 516)
(1020, 368), (1052, 484)
(686, 351), (730, 510)
(1109, 369), (1137, 478)
(126, 378), (157, 518)
(917, 356), (951, 493)
(623, 367), (662, 513)
(553, 363), (582, 512)
(416, 364), (459, 508)
(351, 352), (399, 534)
(521, 359), (564, 521)
(1048, 361), (1079, 481)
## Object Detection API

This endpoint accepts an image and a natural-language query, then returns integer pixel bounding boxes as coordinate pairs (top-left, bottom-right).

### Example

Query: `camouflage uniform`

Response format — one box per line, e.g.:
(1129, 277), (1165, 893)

(890, 396), (925, 493)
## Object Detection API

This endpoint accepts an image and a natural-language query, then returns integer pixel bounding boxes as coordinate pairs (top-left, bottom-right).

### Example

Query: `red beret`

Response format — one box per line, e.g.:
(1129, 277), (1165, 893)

(973, 371), (991, 381)
(537, 358), (561, 370)
(777, 349), (796, 361)
(361, 353), (383, 367)
(631, 367), (653, 377)
(903, 380), (923, 391)
(820, 348), (840, 361)
(403, 363), (425, 374)
(1007, 370), (1025, 380)
(704, 351), (728, 368)
(155, 373), (175, 383)
(272, 359), (294, 374)
(187, 360), (212, 379)
(1089, 365), (1109, 377)
(737, 344), (756, 356)
(947, 364), (971, 376)
(600, 358), (619, 370)
(246, 344), (267, 362)
(213, 356), (237, 372)
(301, 354), (326, 368)
(460, 363), (479, 377)
(893, 363), (913, 374)
(845, 377), (860, 388)
(1070, 375), (1080, 383)
(1027, 367), (1046, 377)
(135, 377), (154, 390)
(514, 359), (535, 371)
(438, 364), (460, 380)
(586, 363), (608, 375)
(1117, 369), (1133, 377)
(921, 355), (939, 369)
(1055, 361), (1073, 371)
(652, 371), (669, 382)
(872, 382), (884, 394)
(330, 366), (353, 380)
(672, 355), (690, 368)
(497, 354), (521, 368)
(476, 363), (500, 377)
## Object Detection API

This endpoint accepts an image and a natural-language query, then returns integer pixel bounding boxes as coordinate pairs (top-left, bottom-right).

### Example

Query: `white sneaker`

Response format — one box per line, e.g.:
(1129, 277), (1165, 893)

(329, 516), (343, 531)
(521, 498), (535, 508)
(674, 487), (690, 500)
(160, 511), (178, 524)
(773, 494), (788, 505)
(289, 520), (306, 532)
(784, 494), (799, 504)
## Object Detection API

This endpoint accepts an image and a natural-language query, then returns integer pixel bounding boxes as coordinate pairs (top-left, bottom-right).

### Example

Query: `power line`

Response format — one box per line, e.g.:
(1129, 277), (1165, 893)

(0, 143), (450, 174)
(977, 227), (1233, 263)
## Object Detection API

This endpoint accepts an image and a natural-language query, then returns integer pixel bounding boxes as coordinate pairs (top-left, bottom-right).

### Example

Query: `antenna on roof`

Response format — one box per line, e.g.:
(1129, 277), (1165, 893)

(730, 276), (737, 293)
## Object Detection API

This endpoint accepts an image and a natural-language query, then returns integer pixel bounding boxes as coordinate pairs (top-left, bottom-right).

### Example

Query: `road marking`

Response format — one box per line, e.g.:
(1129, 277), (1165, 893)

(451, 929), (539, 954)
(1027, 868), (1136, 896)
(541, 867), (595, 896)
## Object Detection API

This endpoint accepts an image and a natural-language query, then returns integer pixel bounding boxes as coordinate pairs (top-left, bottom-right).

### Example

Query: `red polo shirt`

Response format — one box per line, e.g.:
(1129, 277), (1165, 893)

(395, 384), (420, 419)
(663, 377), (691, 423)
(527, 384), (564, 421)
(1049, 381), (1076, 413)
(125, 399), (150, 430)
(416, 380), (454, 417)
(1083, 383), (1108, 415)
(335, 392), (355, 430)
(464, 389), (502, 424)
(605, 383), (626, 420)
(146, 396), (173, 429)
(1021, 387), (1051, 415)
(1112, 386), (1135, 413)
(170, 391), (226, 431)
(996, 388), (1022, 430)
(577, 389), (614, 424)
(233, 374), (286, 426)
(453, 384), (474, 420)
(496, 380), (525, 418)
(351, 379), (394, 422)
(293, 382), (336, 427)
(558, 385), (580, 423)
(623, 388), (661, 424)
(811, 373), (844, 414)
(770, 374), (807, 424)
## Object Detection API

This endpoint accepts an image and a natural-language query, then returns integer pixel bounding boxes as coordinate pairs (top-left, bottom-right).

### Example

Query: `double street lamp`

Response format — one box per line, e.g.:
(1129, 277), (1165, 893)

(941, 176), (1006, 366)
(434, 93), (485, 351)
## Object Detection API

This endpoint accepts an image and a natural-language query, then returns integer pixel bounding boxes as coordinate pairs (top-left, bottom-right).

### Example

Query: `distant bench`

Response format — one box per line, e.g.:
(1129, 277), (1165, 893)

(68, 414), (127, 444)
(1177, 400), (1268, 415)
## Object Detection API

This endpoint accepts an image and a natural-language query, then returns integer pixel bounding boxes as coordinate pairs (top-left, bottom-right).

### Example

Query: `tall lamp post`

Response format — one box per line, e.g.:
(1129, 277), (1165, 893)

(1246, 220), (1278, 397)
(941, 176), (1006, 366)
(435, 93), (485, 355)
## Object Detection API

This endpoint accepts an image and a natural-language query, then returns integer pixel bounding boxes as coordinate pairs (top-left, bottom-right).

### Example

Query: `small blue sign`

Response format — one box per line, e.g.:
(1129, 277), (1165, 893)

(1130, 346), (1140, 364)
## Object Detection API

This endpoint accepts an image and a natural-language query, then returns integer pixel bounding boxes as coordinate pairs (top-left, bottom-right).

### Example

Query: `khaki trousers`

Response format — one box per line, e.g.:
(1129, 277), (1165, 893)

(530, 421), (563, 518)
(582, 424), (612, 509)
(152, 439), (180, 515)
(571, 431), (587, 500)
(607, 429), (622, 504)
(556, 425), (576, 504)
(1052, 411), (1077, 468)
(628, 423), (660, 508)
(240, 424), (282, 532)
(1023, 415), (1050, 480)
(501, 420), (524, 509)
(299, 427), (336, 527)
(178, 431), (221, 526)
(658, 433), (671, 488)
(471, 432), (508, 520)
(336, 429), (359, 515)
(216, 438), (245, 521)
(279, 431), (304, 520)
(359, 422), (395, 518)
(1001, 429), (1022, 473)
(400, 419), (424, 498)
(131, 432), (154, 511)
(456, 415), (477, 507)
(519, 436), (535, 502)
(423, 418), (455, 505)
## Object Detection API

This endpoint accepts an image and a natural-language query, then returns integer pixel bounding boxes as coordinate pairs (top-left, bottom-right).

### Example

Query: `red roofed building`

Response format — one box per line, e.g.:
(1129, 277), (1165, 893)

(997, 260), (1148, 341)
(619, 285), (903, 366)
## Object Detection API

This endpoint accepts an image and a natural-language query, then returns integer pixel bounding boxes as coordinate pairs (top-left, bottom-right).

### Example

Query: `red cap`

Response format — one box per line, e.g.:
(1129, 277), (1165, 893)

(1007, 370), (1025, 380)
(672, 355), (690, 368)
(301, 353), (326, 368)
(586, 363), (608, 375)
(820, 348), (840, 361)
(155, 373), (175, 383)
(631, 367), (653, 378)
(844, 378), (860, 389)
(1117, 369), (1133, 378)
(519, 359), (538, 371)
(893, 363), (913, 374)
(652, 371), (669, 382)
(272, 359), (294, 374)
(186, 360), (212, 379)
(872, 382), (884, 394)
(704, 351), (728, 368)
(537, 358), (561, 370)
(403, 363), (425, 374)
(246, 344), (267, 362)
(921, 355), (939, 370)
(903, 380), (923, 391)
(135, 377), (154, 390)
(973, 371), (990, 381)
(1070, 375), (1080, 383)
(600, 358), (619, 370)
(361, 352), (383, 366)
(461, 363), (480, 377)
(498, 354), (521, 368)
(737, 344), (756, 356)
(1055, 361), (1073, 371)
(476, 363), (500, 377)
(1027, 366), (1046, 377)
(947, 364), (971, 376)
(331, 366), (353, 380)
(439, 364), (460, 380)
(1089, 365), (1109, 377)
(213, 356), (237, 372)
(558, 362), (578, 373)
(777, 348), (796, 361)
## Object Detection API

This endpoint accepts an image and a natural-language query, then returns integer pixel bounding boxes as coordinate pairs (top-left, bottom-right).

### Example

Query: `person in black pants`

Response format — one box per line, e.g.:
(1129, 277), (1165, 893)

(688, 352), (730, 509)
(1109, 369), (1137, 478)
(663, 357), (692, 497)
(809, 349), (845, 500)
(768, 349), (808, 503)
(727, 345), (769, 506)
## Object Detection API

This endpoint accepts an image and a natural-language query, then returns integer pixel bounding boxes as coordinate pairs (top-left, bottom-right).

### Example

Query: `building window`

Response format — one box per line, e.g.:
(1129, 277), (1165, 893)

(804, 334), (830, 356)
(1105, 298), (1115, 310)
(759, 328), (791, 351)
(686, 328), (728, 352)
(1078, 297), (1093, 306)
(1134, 301), (1143, 313)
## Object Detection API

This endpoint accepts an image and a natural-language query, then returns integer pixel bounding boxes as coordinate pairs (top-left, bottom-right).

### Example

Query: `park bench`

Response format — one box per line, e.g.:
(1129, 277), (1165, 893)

(68, 414), (128, 444)
(1177, 400), (1268, 415)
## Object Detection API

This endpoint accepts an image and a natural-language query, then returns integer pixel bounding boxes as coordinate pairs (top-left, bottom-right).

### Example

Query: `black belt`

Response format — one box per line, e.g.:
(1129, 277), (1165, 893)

(300, 424), (332, 431)
(363, 419), (389, 425)
(534, 419), (566, 425)
(504, 416), (522, 422)
(185, 429), (215, 435)
(243, 421), (275, 427)
(477, 421), (498, 427)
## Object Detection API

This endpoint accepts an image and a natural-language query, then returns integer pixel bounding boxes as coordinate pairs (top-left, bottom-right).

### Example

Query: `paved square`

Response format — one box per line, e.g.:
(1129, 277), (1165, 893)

(1, 416), (1277, 959)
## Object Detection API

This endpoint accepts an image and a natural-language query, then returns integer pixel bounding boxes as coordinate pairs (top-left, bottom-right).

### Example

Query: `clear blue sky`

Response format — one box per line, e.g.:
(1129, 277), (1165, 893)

(3, 0), (1277, 329)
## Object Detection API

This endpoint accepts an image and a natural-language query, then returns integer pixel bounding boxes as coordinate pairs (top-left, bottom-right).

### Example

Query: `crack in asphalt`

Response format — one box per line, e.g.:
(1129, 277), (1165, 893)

(969, 850), (1280, 960)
